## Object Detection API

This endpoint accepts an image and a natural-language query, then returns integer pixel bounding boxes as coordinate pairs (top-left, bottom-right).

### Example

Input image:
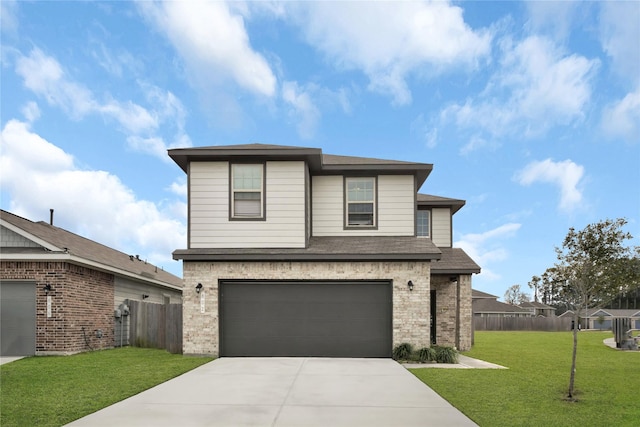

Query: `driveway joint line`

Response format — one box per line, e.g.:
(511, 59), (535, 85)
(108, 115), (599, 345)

(271, 357), (307, 427)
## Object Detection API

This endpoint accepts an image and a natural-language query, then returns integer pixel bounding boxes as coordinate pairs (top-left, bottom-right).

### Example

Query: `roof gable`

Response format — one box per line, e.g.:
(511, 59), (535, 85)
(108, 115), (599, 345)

(1, 210), (182, 288)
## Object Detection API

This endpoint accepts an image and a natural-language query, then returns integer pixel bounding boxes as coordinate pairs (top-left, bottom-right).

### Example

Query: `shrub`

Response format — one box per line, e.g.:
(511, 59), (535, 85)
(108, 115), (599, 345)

(417, 347), (437, 363)
(392, 343), (414, 360)
(434, 346), (459, 364)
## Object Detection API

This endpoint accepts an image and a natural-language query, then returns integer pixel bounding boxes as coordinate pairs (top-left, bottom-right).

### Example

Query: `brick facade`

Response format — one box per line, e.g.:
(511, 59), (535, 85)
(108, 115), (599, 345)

(431, 274), (472, 351)
(1, 261), (115, 354)
(183, 260), (432, 356)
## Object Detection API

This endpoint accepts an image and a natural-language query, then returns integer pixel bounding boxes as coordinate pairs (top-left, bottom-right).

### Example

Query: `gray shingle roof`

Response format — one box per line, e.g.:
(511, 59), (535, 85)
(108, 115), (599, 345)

(417, 193), (466, 214)
(473, 298), (531, 314)
(519, 301), (554, 309)
(174, 236), (442, 262)
(472, 289), (498, 299)
(431, 248), (481, 274)
(1, 210), (182, 288)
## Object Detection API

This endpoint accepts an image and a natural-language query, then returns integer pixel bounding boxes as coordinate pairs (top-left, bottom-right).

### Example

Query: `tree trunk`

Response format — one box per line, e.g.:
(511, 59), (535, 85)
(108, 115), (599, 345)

(568, 312), (579, 399)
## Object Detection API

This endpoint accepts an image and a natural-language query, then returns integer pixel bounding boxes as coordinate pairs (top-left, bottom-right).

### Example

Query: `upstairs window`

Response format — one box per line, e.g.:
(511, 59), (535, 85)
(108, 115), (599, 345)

(345, 177), (376, 227)
(417, 209), (430, 237)
(231, 164), (264, 219)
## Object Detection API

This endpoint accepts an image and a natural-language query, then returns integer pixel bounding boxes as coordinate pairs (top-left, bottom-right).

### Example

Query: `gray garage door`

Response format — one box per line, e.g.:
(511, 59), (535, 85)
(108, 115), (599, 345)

(220, 280), (392, 357)
(1, 281), (36, 356)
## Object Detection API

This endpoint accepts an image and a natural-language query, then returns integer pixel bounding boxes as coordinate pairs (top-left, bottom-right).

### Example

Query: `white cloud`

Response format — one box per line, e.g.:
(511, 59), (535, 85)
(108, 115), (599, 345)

(13, 48), (191, 159)
(138, 0), (276, 97)
(601, 88), (640, 143)
(0, 119), (186, 271)
(16, 48), (96, 119)
(0, 0), (19, 35)
(455, 223), (522, 281)
(281, 81), (321, 140)
(286, 1), (491, 106)
(437, 35), (599, 146)
(599, 1), (640, 86)
(524, 0), (580, 41)
(21, 101), (40, 123)
(515, 158), (585, 213)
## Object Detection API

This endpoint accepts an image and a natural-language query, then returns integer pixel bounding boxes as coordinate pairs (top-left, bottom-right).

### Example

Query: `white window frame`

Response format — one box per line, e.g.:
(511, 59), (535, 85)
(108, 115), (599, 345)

(417, 209), (430, 238)
(345, 177), (376, 228)
(230, 163), (265, 220)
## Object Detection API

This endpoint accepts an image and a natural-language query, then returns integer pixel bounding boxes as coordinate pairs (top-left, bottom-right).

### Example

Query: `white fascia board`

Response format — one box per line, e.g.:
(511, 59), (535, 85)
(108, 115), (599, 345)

(0, 252), (183, 291)
(0, 221), (61, 251)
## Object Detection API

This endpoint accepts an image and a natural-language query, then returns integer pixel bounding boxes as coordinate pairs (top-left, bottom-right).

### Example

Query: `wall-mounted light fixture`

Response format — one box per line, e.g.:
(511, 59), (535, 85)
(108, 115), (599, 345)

(43, 284), (52, 294)
(142, 294), (149, 300)
(407, 280), (414, 291)
(196, 283), (203, 294)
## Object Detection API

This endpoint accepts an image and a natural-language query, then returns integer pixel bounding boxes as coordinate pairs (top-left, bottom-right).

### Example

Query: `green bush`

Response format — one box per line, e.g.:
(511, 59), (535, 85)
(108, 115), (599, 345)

(417, 347), (437, 363)
(392, 342), (413, 360)
(434, 346), (458, 364)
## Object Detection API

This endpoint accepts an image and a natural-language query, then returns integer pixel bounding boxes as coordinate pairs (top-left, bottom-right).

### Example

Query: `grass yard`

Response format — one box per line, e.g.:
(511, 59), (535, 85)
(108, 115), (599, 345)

(0, 347), (213, 427)
(411, 331), (639, 426)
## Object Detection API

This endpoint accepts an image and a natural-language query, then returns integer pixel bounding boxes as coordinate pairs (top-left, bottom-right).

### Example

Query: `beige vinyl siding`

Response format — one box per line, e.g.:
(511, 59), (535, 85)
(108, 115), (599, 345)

(312, 175), (414, 236)
(190, 161), (306, 248)
(431, 207), (452, 247)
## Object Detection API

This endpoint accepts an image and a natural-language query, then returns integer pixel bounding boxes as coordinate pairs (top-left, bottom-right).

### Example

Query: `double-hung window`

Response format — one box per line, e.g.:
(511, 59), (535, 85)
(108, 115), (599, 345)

(345, 177), (376, 227)
(231, 164), (264, 219)
(417, 209), (430, 237)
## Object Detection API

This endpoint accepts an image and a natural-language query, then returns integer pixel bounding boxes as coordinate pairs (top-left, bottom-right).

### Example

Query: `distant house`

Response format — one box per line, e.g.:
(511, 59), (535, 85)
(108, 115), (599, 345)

(0, 210), (183, 356)
(472, 289), (532, 318)
(559, 308), (640, 330)
(518, 301), (556, 317)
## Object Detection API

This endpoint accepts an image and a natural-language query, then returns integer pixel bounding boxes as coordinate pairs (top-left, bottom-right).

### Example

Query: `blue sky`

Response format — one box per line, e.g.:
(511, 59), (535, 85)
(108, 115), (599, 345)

(1, 1), (638, 300)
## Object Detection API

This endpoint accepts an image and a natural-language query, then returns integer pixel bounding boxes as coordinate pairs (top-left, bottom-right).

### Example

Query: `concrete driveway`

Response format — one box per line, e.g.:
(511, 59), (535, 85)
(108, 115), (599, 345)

(66, 357), (476, 427)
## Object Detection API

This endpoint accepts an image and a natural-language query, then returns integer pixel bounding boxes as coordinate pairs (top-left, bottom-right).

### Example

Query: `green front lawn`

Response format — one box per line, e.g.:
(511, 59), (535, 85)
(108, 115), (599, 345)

(411, 331), (639, 426)
(0, 347), (213, 427)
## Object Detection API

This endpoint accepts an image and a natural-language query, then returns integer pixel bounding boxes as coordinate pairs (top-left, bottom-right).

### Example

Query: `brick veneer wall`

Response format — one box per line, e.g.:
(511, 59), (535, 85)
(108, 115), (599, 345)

(182, 261), (431, 356)
(457, 274), (473, 351)
(1, 261), (115, 354)
(431, 274), (473, 351)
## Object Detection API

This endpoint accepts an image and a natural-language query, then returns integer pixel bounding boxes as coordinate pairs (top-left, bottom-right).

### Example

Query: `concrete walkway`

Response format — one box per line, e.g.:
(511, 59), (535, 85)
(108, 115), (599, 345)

(403, 354), (507, 370)
(66, 357), (477, 427)
(0, 356), (24, 366)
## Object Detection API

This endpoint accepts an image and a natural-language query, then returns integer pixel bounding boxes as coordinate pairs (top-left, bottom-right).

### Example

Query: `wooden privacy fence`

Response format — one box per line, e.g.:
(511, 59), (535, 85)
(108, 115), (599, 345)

(474, 316), (573, 332)
(126, 299), (183, 354)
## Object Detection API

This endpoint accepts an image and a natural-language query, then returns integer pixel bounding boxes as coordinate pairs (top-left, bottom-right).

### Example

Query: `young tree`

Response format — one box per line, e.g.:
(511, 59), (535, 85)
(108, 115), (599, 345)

(503, 284), (529, 305)
(544, 218), (639, 400)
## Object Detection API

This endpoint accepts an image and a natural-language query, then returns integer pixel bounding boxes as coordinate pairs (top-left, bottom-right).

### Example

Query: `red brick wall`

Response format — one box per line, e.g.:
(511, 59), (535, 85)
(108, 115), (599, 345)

(1, 261), (115, 354)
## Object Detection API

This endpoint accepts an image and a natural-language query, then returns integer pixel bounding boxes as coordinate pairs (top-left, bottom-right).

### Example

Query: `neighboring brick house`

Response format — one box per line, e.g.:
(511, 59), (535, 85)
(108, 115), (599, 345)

(0, 210), (183, 356)
(472, 289), (532, 318)
(169, 143), (480, 357)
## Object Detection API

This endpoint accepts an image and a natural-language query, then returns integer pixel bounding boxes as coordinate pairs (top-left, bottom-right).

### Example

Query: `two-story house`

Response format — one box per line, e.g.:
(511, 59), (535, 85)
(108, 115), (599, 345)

(169, 144), (480, 357)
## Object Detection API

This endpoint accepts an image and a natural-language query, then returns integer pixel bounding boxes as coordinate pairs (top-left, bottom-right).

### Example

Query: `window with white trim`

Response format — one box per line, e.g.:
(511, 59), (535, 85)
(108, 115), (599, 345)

(231, 164), (264, 219)
(346, 177), (375, 227)
(417, 209), (430, 237)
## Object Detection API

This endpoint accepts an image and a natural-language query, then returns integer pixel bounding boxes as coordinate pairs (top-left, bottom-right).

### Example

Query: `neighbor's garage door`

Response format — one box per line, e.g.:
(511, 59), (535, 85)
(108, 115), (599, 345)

(0, 281), (36, 356)
(220, 280), (392, 357)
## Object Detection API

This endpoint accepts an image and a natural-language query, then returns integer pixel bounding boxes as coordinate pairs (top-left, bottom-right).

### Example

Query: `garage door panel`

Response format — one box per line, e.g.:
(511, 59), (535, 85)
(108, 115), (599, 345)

(220, 281), (392, 357)
(1, 281), (36, 356)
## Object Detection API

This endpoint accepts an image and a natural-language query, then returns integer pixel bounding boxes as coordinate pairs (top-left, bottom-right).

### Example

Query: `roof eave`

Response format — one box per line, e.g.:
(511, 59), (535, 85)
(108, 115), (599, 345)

(0, 252), (183, 290)
(168, 147), (323, 173)
(172, 251), (441, 262)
